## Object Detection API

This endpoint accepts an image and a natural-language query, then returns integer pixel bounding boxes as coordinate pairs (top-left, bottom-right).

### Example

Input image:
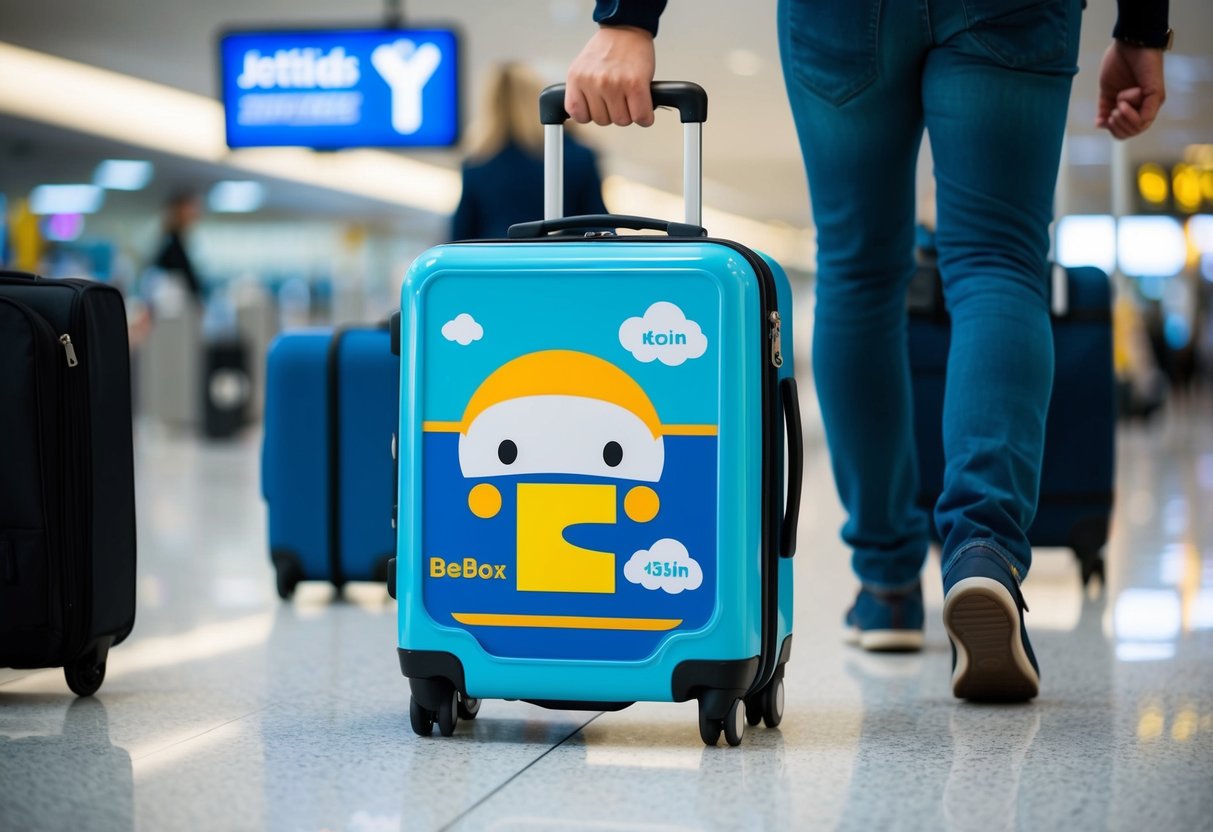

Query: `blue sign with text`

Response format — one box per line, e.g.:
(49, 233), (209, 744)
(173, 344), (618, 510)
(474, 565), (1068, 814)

(219, 28), (459, 149)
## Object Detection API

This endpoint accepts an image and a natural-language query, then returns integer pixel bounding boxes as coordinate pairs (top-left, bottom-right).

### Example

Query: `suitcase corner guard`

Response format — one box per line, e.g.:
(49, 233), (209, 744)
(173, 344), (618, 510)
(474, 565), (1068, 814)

(400, 649), (467, 711)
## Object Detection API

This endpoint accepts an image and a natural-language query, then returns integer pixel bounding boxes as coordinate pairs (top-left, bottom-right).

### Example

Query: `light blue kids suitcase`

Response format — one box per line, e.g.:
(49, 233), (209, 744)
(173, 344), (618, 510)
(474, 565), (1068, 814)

(390, 83), (803, 746)
(262, 326), (399, 599)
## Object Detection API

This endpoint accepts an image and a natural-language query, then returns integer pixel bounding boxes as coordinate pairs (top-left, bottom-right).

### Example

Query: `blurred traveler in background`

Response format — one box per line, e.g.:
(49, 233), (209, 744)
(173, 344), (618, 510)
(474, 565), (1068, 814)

(141, 189), (206, 430)
(452, 63), (607, 240)
(1113, 277), (1167, 421)
(565, 0), (1168, 702)
(152, 190), (205, 300)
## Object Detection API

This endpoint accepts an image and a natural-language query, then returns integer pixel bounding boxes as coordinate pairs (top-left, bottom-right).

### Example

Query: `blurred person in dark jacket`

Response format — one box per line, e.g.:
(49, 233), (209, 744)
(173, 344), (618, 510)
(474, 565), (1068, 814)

(452, 63), (607, 241)
(152, 190), (204, 300)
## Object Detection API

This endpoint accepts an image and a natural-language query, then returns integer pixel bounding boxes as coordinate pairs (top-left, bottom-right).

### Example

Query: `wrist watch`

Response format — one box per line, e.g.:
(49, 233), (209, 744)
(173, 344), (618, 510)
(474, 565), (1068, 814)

(1117, 28), (1174, 51)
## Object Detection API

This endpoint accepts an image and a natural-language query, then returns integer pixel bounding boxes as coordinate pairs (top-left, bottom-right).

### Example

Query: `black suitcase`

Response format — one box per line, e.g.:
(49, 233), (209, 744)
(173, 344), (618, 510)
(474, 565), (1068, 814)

(908, 261), (1115, 585)
(202, 336), (251, 439)
(0, 270), (136, 695)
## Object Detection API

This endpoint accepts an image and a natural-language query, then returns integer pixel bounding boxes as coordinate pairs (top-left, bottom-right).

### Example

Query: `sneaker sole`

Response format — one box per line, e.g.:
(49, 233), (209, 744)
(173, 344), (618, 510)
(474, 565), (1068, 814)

(943, 577), (1039, 702)
(845, 627), (924, 652)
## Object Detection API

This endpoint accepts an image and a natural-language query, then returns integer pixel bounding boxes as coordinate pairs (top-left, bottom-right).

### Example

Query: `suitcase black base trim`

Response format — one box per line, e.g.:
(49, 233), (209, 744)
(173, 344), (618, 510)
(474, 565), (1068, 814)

(400, 649), (467, 712)
(672, 634), (792, 703)
(399, 635), (793, 717)
(523, 699), (634, 712)
(674, 656), (760, 724)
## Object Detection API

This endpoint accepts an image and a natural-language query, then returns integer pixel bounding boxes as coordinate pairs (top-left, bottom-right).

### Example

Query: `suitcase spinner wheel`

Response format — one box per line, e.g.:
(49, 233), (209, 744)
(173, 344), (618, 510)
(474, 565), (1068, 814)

(1077, 548), (1106, 587)
(457, 696), (481, 720)
(409, 677), (469, 737)
(409, 696), (434, 737)
(64, 644), (109, 698)
(699, 698), (747, 747)
(1070, 513), (1109, 588)
(745, 665), (785, 729)
(410, 693), (462, 737)
(435, 690), (459, 737)
(272, 551), (304, 600)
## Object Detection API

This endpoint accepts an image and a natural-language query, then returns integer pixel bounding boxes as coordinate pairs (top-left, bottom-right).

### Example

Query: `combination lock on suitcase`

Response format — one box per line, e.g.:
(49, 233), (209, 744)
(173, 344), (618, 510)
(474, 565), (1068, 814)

(390, 83), (804, 746)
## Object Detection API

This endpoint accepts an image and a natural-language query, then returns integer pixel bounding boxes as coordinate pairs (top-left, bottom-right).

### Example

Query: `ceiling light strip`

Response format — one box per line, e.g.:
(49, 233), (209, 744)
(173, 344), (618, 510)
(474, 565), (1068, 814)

(0, 40), (810, 259)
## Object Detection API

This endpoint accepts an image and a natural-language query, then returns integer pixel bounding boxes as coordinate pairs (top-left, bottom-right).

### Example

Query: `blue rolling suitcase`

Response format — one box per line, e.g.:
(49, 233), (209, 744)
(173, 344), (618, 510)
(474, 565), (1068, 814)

(389, 83), (803, 746)
(262, 326), (399, 598)
(908, 262), (1115, 585)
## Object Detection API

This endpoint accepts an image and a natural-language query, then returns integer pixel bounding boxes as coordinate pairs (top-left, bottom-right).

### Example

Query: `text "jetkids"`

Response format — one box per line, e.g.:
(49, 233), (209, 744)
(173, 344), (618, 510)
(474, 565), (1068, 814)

(236, 48), (360, 90)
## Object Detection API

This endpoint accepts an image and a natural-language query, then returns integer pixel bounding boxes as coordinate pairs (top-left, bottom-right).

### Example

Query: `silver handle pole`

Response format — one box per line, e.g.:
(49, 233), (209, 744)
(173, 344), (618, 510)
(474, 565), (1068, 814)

(544, 124), (564, 220)
(683, 122), (702, 227)
(1051, 263), (1069, 318)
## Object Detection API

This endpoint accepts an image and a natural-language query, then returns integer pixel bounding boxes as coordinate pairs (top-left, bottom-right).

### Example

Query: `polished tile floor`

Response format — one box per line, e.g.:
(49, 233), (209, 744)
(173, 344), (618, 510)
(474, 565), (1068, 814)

(2, 396), (1212, 831)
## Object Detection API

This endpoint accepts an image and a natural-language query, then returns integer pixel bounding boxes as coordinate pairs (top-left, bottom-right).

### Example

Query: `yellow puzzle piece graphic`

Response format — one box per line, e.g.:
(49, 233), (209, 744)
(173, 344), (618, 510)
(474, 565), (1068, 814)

(516, 483), (616, 594)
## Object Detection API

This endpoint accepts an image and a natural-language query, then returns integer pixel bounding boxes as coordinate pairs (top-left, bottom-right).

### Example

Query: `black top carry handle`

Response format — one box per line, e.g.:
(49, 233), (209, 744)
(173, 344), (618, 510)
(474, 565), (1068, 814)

(541, 82), (706, 225)
(539, 81), (708, 125)
(508, 214), (706, 239)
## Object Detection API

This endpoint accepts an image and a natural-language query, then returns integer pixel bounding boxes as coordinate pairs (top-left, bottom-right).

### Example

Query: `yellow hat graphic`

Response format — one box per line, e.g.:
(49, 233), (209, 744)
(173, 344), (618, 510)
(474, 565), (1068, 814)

(459, 350), (662, 438)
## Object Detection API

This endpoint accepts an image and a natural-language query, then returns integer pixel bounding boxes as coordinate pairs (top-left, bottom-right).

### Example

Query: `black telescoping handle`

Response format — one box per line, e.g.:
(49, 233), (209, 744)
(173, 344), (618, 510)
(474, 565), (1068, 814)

(0, 269), (39, 281)
(539, 81), (708, 125)
(508, 214), (706, 239)
(779, 377), (804, 558)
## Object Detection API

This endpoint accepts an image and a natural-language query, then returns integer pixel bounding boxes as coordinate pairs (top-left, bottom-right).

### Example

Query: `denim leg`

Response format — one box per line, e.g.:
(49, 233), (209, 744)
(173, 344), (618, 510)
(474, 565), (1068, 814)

(924, 0), (1082, 580)
(779, 0), (931, 590)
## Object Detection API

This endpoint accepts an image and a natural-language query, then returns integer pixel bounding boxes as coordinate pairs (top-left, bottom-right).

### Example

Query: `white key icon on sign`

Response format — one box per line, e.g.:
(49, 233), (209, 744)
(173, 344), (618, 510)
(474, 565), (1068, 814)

(371, 39), (442, 135)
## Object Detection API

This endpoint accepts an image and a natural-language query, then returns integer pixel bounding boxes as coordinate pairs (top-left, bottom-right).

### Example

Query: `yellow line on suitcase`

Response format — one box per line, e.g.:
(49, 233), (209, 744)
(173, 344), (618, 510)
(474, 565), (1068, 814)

(451, 613), (682, 631)
(422, 421), (464, 432)
(422, 421), (716, 436)
(661, 424), (718, 436)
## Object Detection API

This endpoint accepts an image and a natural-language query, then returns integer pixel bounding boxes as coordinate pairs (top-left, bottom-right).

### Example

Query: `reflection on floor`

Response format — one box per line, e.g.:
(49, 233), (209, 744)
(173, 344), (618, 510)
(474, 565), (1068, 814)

(2, 397), (1212, 831)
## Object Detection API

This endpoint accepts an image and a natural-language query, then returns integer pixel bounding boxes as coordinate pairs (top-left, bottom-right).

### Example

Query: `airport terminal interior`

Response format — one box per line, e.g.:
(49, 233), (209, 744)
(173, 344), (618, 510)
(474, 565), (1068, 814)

(2, 1), (1212, 830)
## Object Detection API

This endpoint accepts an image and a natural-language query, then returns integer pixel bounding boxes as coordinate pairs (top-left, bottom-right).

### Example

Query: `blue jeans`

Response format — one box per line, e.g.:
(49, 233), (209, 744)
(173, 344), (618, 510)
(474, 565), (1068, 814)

(778, 0), (1081, 589)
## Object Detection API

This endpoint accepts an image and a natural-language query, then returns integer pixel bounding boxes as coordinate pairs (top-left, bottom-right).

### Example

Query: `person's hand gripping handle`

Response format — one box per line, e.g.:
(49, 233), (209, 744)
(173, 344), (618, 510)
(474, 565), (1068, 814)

(565, 25), (657, 127)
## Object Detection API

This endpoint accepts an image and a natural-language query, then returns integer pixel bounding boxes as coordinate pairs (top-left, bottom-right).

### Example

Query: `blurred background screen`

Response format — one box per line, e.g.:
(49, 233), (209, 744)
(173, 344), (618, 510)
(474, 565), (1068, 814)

(219, 26), (460, 149)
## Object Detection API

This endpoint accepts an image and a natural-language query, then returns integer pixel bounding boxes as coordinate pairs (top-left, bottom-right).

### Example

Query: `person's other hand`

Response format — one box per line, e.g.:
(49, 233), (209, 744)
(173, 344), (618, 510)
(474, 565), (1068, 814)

(566, 26), (656, 127)
(1096, 41), (1166, 140)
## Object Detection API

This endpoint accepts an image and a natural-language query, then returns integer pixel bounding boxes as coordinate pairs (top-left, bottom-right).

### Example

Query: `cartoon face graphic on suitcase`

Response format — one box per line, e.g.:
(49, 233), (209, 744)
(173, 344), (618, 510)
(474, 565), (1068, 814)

(420, 285), (720, 661)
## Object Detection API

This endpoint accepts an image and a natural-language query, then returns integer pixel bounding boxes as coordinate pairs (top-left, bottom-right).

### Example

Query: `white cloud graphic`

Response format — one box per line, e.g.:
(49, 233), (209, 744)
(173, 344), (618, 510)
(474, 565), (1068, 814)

(441, 313), (483, 346)
(624, 538), (703, 594)
(619, 301), (708, 367)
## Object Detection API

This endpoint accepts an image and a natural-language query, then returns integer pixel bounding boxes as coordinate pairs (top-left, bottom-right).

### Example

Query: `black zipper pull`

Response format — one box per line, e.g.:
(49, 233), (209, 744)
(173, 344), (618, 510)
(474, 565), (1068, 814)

(59, 334), (78, 367)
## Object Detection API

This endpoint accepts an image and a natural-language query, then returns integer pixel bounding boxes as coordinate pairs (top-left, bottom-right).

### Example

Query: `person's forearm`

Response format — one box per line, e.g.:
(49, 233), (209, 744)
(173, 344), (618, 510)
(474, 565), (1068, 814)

(593, 0), (668, 37)
(1114, 0), (1170, 47)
